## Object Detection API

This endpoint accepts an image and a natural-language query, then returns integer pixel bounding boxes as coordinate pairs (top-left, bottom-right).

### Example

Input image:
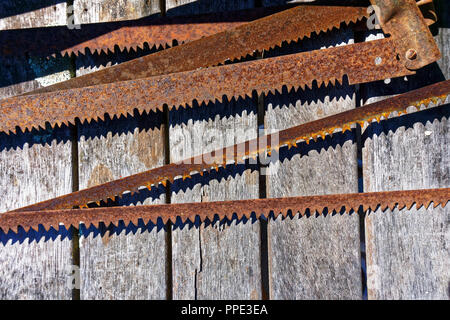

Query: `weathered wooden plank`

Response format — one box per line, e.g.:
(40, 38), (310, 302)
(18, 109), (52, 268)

(167, 1), (261, 300)
(363, 108), (449, 299)
(262, 0), (314, 6)
(0, 55), (72, 99)
(74, 0), (160, 24)
(77, 111), (168, 300)
(0, 126), (73, 300)
(0, 54), (73, 299)
(75, 4), (167, 299)
(264, 28), (362, 299)
(362, 12), (450, 298)
(0, 0), (67, 30)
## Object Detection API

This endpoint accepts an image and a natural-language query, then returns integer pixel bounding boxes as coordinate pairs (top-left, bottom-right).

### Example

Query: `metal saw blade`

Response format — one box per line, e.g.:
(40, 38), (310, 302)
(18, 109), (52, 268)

(0, 1), (435, 59)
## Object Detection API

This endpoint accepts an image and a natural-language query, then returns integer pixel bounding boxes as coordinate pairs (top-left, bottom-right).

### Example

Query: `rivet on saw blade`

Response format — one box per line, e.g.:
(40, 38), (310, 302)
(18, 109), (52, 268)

(405, 49), (418, 61)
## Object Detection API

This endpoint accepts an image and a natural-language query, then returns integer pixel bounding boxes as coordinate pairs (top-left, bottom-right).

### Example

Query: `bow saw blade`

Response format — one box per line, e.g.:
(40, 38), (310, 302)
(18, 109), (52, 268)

(8, 80), (450, 213)
(2, 188), (449, 234)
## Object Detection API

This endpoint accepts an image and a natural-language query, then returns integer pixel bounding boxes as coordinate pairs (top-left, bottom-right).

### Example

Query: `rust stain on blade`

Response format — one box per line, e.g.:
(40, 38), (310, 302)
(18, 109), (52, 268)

(21, 5), (368, 95)
(0, 5), (295, 58)
(0, 38), (414, 134)
(370, 0), (440, 70)
(8, 80), (450, 212)
(2, 188), (449, 233)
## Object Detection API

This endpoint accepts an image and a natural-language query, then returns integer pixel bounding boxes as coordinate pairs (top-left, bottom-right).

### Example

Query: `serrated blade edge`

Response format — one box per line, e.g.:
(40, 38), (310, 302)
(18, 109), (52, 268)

(2, 188), (448, 234)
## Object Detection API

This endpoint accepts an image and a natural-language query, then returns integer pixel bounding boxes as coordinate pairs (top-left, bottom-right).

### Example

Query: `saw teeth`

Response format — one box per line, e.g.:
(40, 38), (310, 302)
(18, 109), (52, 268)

(5, 189), (450, 234)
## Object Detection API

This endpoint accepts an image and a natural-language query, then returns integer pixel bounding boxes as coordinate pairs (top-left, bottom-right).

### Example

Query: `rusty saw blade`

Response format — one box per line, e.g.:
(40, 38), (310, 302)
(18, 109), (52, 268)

(21, 5), (369, 95)
(0, 37), (429, 134)
(0, 5), (296, 58)
(9, 80), (450, 213)
(2, 188), (448, 233)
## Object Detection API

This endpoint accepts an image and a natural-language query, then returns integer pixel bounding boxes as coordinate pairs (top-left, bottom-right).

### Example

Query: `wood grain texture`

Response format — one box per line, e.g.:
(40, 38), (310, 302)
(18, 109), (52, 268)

(74, 0), (160, 24)
(264, 28), (362, 299)
(75, 19), (168, 298)
(362, 18), (450, 299)
(0, 21), (73, 298)
(0, 0), (67, 30)
(167, 1), (261, 300)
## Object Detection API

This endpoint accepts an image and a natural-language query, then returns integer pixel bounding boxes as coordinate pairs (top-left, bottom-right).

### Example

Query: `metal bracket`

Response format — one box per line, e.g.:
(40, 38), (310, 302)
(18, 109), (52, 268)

(371, 0), (440, 70)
